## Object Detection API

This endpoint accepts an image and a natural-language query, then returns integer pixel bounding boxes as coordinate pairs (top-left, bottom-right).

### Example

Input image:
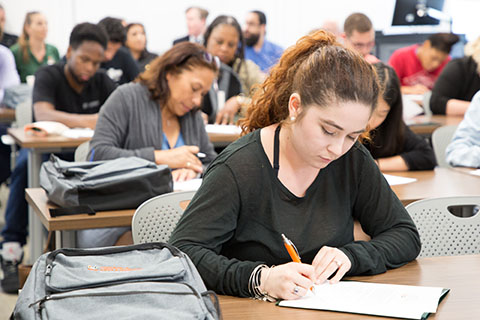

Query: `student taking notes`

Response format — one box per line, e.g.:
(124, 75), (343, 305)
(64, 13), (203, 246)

(170, 30), (420, 301)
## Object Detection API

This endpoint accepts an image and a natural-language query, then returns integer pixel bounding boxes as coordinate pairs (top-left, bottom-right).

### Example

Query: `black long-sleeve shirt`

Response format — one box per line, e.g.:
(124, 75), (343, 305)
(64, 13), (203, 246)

(430, 56), (480, 115)
(170, 130), (421, 297)
(365, 125), (437, 170)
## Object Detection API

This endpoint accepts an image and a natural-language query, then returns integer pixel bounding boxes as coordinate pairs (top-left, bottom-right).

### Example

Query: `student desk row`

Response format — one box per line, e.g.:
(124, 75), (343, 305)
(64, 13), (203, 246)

(407, 114), (463, 136)
(25, 167), (480, 263)
(8, 126), (239, 263)
(218, 254), (480, 319)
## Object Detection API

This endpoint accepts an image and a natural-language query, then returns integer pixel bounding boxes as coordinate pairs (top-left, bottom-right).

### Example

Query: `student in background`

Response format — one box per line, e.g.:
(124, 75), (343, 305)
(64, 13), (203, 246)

(319, 20), (342, 39)
(0, 4), (18, 48)
(342, 12), (379, 64)
(173, 7), (209, 45)
(98, 17), (139, 85)
(446, 91), (480, 167)
(0, 22), (115, 294)
(430, 36), (480, 116)
(243, 10), (283, 73)
(389, 33), (459, 95)
(10, 11), (59, 83)
(204, 15), (264, 124)
(125, 23), (157, 72)
(364, 62), (436, 171)
(84, 42), (218, 248)
(0, 36), (20, 186)
(170, 31), (420, 299)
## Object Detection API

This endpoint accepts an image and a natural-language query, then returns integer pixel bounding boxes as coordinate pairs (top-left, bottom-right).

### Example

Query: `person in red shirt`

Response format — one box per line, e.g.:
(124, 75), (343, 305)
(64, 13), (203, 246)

(389, 33), (459, 95)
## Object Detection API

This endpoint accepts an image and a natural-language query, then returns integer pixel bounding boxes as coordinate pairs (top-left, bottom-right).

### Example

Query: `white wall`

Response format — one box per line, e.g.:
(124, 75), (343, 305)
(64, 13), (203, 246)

(1, 0), (478, 56)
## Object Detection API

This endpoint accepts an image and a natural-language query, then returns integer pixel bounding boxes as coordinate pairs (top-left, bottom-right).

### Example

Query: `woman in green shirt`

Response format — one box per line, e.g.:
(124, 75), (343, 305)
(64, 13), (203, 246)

(10, 11), (59, 83)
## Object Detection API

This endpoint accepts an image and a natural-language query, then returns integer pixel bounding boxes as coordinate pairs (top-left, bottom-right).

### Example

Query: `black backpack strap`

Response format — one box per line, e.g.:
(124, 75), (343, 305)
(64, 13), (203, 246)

(49, 205), (96, 217)
(273, 125), (281, 177)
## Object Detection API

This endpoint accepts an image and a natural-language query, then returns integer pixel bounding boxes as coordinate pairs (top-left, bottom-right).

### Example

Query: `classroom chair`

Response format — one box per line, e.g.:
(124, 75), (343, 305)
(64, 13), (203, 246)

(131, 190), (196, 244)
(405, 196), (480, 257)
(74, 141), (90, 162)
(431, 125), (457, 168)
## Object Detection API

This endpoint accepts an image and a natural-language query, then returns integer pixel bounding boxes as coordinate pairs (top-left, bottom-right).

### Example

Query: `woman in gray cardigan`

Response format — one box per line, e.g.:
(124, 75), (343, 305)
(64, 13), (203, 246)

(79, 43), (219, 248)
(89, 42), (219, 182)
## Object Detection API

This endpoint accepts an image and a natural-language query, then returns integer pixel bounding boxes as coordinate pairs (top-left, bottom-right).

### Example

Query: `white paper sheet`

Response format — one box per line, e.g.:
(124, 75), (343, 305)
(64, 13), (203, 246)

(402, 95), (425, 121)
(61, 128), (94, 138)
(279, 281), (445, 320)
(205, 124), (241, 135)
(469, 169), (480, 177)
(173, 178), (202, 192)
(383, 173), (417, 186)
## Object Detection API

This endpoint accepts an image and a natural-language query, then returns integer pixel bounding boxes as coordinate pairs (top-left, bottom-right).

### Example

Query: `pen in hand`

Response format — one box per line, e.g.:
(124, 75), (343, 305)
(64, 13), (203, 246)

(281, 233), (315, 294)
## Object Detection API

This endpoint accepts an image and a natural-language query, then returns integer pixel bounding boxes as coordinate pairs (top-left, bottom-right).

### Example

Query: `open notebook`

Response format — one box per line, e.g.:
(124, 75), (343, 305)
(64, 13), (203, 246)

(24, 121), (94, 138)
(278, 281), (449, 320)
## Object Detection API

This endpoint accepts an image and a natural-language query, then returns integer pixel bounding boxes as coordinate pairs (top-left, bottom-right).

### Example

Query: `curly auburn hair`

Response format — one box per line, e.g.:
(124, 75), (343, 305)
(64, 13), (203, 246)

(239, 30), (380, 135)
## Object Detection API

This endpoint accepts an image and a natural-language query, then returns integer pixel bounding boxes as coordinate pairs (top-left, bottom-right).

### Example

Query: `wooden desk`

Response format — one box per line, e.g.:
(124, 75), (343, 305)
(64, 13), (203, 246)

(206, 125), (241, 147)
(25, 188), (134, 250)
(407, 115), (463, 136)
(389, 168), (480, 206)
(218, 255), (480, 319)
(0, 107), (15, 123)
(8, 128), (91, 263)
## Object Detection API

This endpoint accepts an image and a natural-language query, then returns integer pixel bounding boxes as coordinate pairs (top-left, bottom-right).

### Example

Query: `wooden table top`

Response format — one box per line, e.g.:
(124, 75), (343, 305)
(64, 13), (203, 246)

(218, 255), (480, 319)
(8, 126), (239, 148)
(27, 168), (478, 230)
(25, 188), (134, 231)
(389, 167), (480, 206)
(0, 107), (15, 122)
(407, 115), (463, 136)
(7, 127), (90, 149)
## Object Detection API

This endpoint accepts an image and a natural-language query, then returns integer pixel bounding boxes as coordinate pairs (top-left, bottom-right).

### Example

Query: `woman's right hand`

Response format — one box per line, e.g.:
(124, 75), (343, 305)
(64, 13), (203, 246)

(154, 146), (203, 173)
(259, 263), (315, 300)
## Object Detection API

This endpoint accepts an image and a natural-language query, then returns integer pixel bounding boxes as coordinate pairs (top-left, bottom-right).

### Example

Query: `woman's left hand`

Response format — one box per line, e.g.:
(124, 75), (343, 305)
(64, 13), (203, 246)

(172, 168), (199, 182)
(215, 96), (240, 124)
(312, 246), (352, 285)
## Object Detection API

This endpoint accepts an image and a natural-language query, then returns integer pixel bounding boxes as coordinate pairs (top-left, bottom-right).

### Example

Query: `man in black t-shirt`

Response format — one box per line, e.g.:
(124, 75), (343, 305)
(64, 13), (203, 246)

(98, 17), (139, 85)
(0, 22), (116, 294)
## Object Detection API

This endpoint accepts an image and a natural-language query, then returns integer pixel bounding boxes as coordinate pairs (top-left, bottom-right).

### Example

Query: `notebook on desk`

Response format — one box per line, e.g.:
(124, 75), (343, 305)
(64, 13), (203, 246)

(277, 281), (449, 320)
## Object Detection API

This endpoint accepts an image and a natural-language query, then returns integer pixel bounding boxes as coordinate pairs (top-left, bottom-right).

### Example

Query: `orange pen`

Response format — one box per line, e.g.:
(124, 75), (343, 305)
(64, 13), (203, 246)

(281, 233), (315, 293)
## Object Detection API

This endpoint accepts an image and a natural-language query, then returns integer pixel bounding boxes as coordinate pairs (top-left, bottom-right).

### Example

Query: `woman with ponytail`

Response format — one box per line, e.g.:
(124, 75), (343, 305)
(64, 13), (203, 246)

(170, 30), (420, 300)
(10, 12), (59, 83)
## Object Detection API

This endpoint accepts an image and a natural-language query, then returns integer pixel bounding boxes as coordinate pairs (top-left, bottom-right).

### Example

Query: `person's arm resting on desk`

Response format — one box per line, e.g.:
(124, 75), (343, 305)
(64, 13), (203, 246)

(34, 102), (98, 129)
(446, 92), (480, 167)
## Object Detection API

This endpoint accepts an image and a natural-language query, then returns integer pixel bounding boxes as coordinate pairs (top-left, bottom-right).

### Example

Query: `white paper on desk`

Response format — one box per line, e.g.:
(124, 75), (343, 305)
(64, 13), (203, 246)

(205, 124), (241, 135)
(279, 281), (445, 320)
(383, 173), (417, 186)
(174, 178), (202, 191)
(469, 169), (480, 176)
(61, 128), (94, 138)
(402, 94), (425, 122)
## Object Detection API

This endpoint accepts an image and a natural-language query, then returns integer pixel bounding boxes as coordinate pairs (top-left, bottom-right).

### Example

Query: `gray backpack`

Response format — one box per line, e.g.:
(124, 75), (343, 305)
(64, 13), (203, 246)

(12, 243), (221, 319)
(40, 155), (173, 212)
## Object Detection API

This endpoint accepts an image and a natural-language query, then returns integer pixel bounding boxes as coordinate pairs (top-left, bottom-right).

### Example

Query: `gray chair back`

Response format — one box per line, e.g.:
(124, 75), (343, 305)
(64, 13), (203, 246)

(131, 190), (196, 244)
(432, 125), (458, 168)
(405, 196), (480, 257)
(15, 97), (33, 128)
(74, 141), (90, 162)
